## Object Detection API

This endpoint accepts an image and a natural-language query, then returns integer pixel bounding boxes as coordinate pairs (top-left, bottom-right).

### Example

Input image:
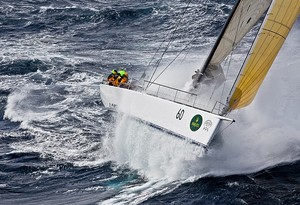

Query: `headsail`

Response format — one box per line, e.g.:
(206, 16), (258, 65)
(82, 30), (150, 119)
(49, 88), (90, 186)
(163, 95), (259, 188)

(193, 0), (272, 87)
(228, 0), (300, 111)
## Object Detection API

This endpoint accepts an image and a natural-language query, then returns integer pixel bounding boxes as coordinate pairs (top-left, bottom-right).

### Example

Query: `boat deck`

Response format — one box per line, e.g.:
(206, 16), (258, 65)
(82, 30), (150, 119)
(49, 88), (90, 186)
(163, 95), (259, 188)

(101, 79), (227, 115)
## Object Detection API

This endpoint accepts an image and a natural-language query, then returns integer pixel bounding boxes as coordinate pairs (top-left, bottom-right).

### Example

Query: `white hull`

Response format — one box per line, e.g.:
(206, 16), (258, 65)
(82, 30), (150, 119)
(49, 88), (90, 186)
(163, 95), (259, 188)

(100, 84), (232, 147)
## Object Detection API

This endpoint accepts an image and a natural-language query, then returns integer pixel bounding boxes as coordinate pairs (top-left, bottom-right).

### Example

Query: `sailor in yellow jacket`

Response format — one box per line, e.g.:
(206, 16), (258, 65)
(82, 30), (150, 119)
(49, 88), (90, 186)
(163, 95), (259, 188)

(115, 69), (128, 87)
(107, 69), (119, 86)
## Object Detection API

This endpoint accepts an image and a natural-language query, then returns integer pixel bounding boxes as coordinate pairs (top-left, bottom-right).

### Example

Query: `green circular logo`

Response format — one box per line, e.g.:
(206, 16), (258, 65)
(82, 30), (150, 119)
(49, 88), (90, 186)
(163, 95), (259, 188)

(190, 114), (203, 132)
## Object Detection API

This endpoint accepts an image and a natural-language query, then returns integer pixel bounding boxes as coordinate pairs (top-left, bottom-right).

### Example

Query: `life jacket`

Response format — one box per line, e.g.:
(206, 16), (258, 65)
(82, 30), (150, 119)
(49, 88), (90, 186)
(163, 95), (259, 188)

(107, 76), (114, 85)
(107, 69), (119, 85)
(121, 73), (128, 84)
(114, 76), (122, 87)
(107, 73), (114, 81)
(118, 70), (126, 77)
(118, 70), (128, 85)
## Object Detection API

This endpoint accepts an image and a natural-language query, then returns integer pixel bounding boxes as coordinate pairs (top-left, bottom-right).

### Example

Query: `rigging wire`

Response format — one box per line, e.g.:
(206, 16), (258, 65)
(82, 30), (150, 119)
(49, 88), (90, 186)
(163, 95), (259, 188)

(208, 0), (245, 113)
(175, 0), (234, 63)
(151, 42), (190, 83)
(139, 36), (168, 81)
(216, 119), (235, 136)
(227, 6), (270, 99)
(152, 0), (234, 84)
(155, 0), (233, 82)
(219, 52), (234, 112)
(144, 0), (234, 95)
(200, 0), (242, 112)
(145, 0), (193, 90)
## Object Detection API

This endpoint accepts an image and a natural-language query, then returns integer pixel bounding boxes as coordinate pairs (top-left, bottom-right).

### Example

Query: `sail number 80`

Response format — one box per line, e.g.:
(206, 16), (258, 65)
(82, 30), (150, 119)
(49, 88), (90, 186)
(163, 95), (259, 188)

(176, 109), (185, 120)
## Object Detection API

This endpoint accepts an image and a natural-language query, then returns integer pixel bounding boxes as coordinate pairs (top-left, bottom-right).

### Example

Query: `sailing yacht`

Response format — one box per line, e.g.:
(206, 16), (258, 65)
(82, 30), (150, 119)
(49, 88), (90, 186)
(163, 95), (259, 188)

(100, 0), (300, 148)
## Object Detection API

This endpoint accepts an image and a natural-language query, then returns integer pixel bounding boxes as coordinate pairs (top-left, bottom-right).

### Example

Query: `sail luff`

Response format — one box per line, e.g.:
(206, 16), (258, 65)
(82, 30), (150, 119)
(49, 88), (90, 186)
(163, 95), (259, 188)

(228, 0), (300, 111)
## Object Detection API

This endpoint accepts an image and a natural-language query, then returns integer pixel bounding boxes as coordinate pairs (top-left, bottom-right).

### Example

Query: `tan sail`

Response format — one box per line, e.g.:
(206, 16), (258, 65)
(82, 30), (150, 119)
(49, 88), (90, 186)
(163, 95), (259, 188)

(228, 0), (300, 110)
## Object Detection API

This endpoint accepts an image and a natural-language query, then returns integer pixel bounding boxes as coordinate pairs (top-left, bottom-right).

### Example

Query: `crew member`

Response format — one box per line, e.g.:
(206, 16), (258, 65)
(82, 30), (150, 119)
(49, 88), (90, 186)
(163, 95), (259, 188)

(116, 69), (128, 87)
(107, 69), (118, 86)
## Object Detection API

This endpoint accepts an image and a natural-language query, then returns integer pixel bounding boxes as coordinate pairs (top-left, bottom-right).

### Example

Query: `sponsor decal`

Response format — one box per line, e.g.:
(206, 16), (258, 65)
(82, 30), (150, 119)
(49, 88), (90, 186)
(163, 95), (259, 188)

(203, 120), (213, 131)
(190, 114), (203, 132)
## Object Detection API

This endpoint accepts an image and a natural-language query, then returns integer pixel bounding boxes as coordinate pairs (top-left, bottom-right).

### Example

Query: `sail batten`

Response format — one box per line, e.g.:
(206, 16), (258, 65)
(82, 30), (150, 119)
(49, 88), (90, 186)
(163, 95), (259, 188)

(228, 0), (300, 111)
(233, 5), (296, 91)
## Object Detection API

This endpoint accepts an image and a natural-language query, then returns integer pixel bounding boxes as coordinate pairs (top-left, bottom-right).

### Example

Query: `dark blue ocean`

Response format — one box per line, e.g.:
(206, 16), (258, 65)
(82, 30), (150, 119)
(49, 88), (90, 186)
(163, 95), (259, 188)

(1, 0), (300, 204)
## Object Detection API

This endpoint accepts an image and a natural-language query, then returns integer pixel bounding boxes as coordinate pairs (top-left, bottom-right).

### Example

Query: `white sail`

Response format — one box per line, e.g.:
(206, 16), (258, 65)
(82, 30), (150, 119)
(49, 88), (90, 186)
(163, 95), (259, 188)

(194, 0), (272, 85)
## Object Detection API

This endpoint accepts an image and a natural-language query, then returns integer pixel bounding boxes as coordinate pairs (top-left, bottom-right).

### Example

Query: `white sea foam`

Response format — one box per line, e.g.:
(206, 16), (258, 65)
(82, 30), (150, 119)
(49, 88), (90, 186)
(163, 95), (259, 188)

(111, 114), (206, 181)
(0, 184), (7, 188)
(4, 71), (113, 168)
(4, 84), (52, 129)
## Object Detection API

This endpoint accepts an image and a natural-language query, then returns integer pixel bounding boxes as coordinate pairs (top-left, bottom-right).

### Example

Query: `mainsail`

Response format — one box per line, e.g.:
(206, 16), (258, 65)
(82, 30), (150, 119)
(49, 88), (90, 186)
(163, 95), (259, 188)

(193, 0), (272, 87)
(228, 0), (300, 110)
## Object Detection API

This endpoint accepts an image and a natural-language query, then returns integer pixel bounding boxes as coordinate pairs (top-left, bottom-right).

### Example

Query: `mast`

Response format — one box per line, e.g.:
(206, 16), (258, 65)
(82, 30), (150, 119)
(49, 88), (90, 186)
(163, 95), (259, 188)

(195, 0), (242, 84)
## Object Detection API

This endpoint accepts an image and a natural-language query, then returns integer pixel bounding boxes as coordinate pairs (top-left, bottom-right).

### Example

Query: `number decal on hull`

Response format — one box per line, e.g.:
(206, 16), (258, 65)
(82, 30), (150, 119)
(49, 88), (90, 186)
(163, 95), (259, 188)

(176, 109), (185, 120)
